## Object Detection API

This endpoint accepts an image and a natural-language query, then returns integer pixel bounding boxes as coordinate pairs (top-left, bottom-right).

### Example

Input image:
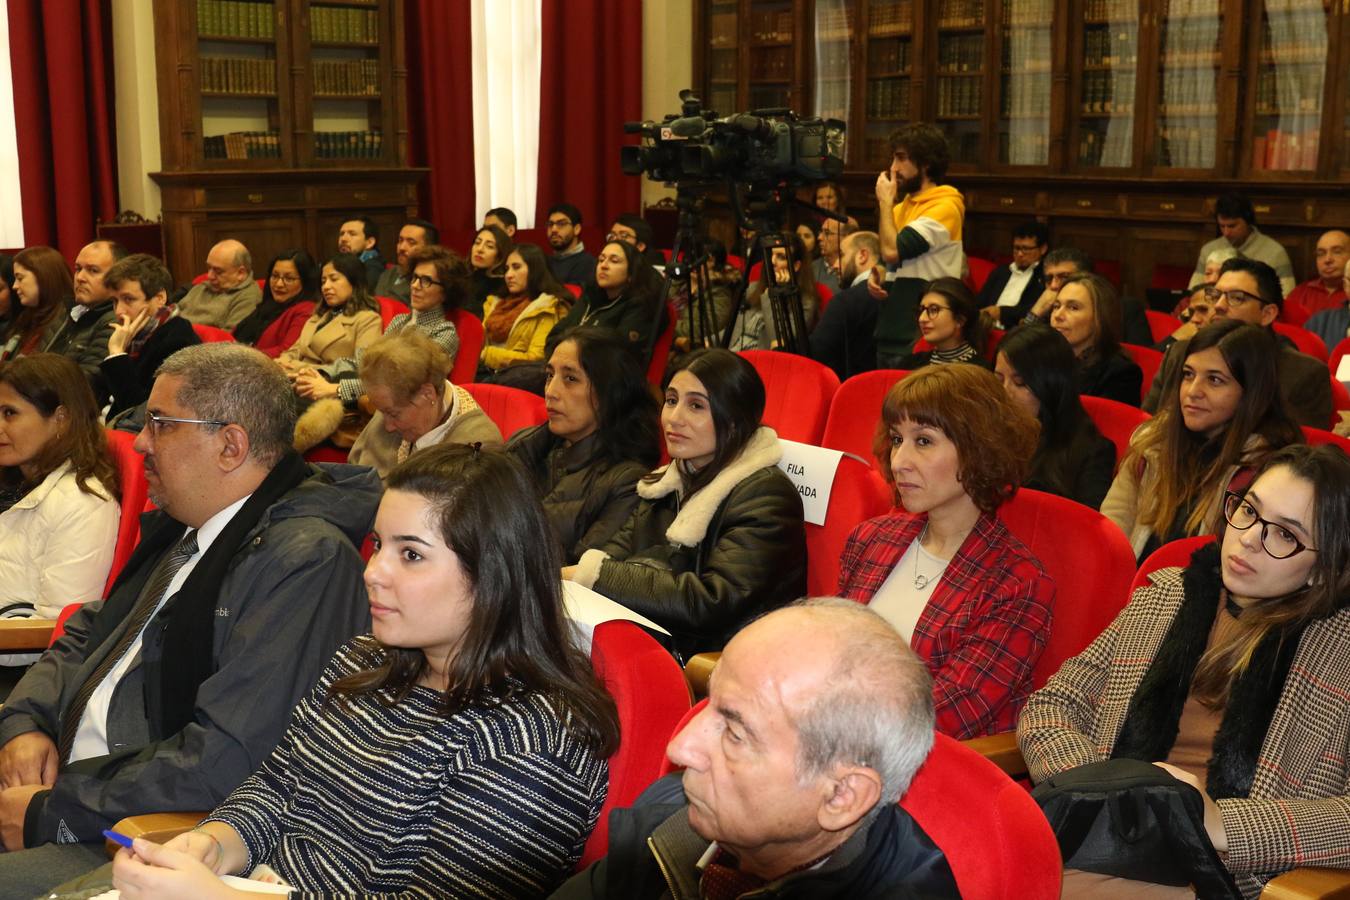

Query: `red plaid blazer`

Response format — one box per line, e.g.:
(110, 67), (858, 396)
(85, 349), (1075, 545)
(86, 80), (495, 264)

(838, 510), (1055, 740)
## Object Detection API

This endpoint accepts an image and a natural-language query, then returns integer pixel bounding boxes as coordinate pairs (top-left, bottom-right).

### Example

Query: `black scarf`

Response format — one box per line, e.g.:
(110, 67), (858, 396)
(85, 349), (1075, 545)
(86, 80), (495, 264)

(234, 294), (305, 345)
(1111, 542), (1305, 800)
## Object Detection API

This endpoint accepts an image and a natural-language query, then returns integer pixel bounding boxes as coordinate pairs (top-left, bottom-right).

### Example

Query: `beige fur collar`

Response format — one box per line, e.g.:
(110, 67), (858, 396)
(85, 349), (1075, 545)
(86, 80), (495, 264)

(637, 426), (781, 547)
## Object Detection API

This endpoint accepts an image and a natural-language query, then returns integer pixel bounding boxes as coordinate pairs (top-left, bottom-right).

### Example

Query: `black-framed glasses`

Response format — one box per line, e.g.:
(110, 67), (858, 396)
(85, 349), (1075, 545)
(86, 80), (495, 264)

(1223, 491), (1317, 560)
(270, 272), (301, 285)
(1203, 286), (1262, 307)
(409, 274), (443, 289)
(145, 412), (229, 437)
(606, 230), (637, 244)
(918, 304), (950, 319)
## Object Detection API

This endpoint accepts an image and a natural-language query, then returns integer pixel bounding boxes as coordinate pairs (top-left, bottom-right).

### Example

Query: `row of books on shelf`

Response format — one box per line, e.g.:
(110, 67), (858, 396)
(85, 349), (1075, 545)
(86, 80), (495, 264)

(709, 12), (736, 48)
(1002, 0), (1054, 26)
(1082, 70), (1137, 114)
(867, 40), (912, 75)
(864, 137), (897, 165)
(937, 0), (986, 28)
(1084, 0), (1137, 21)
(1156, 127), (1217, 169)
(1157, 73), (1219, 115)
(937, 35), (984, 73)
(201, 56), (276, 94)
(312, 6), (379, 43)
(1000, 131), (1050, 165)
(314, 130), (384, 158)
(197, 0), (275, 39)
(1252, 129), (1319, 171)
(707, 52), (737, 81)
(1159, 48), (1221, 67)
(204, 131), (281, 160)
(816, 6), (855, 40)
(1002, 31), (1052, 68)
(1002, 77), (1052, 117)
(751, 47), (792, 80)
(867, 0), (913, 36)
(867, 77), (911, 118)
(936, 76), (982, 116)
(817, 41), (853, 76)
(1078, 127), (1134, 167)
(947, 130), (983, 163)
(1160, 0), (1220, 16)
(750, 9), (793, 42)
(314, 59), (381, 96)
(1259, 44), (1330, 65)
(1084, 28), (1139, 67)
(1255, 66), (1324, 113)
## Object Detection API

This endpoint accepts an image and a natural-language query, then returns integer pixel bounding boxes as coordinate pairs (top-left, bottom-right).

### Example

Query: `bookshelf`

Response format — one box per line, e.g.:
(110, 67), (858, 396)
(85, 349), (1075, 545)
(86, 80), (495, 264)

(997, 0), (1054, 167)
(1242, 0), (1332, 177)
(862, 0), (917, 170)
(1151, 0), (1226, 171)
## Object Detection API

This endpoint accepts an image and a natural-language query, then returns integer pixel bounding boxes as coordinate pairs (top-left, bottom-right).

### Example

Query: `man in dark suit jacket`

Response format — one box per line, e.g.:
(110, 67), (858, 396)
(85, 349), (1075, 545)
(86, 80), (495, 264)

(810, 231), (885, 381)
(978, 221), (1048, 329)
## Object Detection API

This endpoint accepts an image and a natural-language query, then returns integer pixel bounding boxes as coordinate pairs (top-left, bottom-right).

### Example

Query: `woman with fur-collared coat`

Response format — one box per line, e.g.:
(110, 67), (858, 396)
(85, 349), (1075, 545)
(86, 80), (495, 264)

(567, 349), (806, 660)
(1019, 445), (1350, 899)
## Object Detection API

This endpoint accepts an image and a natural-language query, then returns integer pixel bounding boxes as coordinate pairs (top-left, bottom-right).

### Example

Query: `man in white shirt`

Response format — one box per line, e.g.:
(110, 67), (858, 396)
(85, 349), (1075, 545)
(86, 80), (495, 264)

(977, 222), (1048, 329)
(0, 344), (379, 892)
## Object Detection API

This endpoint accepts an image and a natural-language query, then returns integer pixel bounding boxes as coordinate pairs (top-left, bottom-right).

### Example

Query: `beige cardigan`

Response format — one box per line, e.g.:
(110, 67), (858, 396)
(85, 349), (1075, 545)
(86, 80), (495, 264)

(278, 308), (382, 368)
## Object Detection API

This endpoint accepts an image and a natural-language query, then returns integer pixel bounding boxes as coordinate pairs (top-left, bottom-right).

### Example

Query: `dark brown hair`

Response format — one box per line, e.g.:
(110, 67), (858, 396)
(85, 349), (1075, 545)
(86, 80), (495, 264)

(1058, 272), (1122, 361)
(922, 276), (985, 353)
(873, 364), (1040, 513)
(406, 244), (471, 311)
(472, 225), (514, 279)
(10, 246), (72, 341)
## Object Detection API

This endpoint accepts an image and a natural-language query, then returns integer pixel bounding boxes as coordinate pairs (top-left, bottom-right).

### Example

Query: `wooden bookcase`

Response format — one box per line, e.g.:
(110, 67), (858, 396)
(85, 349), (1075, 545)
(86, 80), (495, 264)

(692, 0), (1350, 299)
(151, 0), (425, 281)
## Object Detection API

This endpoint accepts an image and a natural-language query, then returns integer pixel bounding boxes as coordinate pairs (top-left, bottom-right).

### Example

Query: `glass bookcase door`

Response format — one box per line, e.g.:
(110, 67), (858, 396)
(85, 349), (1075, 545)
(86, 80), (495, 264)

(1076, 0), (1139, 169)
(812, 0), (855, 127)
(862, 0), (915, 170)
(997, 0), (1053, 166)
(196, 0), (284, 164)
(748, 0), (795, 109)
(704, 0), (740, 113)
(934, 0), (986, 166)
(1153, 0), (1223, 170)
(307, 0), (387, 163)
(1248, 0), (1328, 174)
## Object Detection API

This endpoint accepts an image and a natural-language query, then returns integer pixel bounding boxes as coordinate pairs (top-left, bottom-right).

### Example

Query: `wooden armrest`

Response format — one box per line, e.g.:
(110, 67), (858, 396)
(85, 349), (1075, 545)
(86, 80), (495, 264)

(1262, 868), (1350, 899)
(105, 812), (208, 858)
(962, 731), (1030, 778)
(0, 618), (55, 652)
(684, 652), (721, 699)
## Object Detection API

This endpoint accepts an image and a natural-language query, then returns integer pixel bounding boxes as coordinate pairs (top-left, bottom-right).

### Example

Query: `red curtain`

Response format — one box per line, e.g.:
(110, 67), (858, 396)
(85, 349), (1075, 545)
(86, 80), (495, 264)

(6, 0), (118, 257)
(405, 0), (476, 231)
(535, 0), (642, 237)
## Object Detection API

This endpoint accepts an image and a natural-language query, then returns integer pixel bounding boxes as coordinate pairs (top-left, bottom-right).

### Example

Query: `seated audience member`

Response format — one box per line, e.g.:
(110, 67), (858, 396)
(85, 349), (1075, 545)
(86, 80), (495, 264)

(838, 364), (1051, 739)
(103, 444), (618, 900)
(545, 203), (597, 289)
(566, 349), (806, 659)
(1158, 260), (1226, 354)
(175, 240), (261, 330)
(477, 243), (572, 385)
(979, 221), (1048, 328)
(5, 246), (72, 361)
(810, 230), (884, 381)
(1051, 272), (1143, 406)
(337, 215), (385, 290)
(734, 235), (820, 350)
(811, 217), (854, 293)
(276, 253), (383, 375)
(232, 249), (319, 357)
(347, 331), (501, 478)
(1104, 320), (1300, 560)
(0, 344), (377, 891)
(43, 241), (126, 387)
(466, 224), (513, 319)
(814, 180), (857, 222)
(669, 239), (736, 361)
(1190, 192), (1296, 296)
(546, 240), (666, 364)
(795, 221), (818, 260)
(483, 206), (518, 238)
(554, 598), (958, 899)
(897, 276), (988, 369)
(100, 254), (203, 418)
(608, 213), (665, 268)
(1282, 228), (1348, 326)
(1023, 246), (1152, 346)
(1019, 444), (1350, 899)
(1143, 257), (1333, 428)
(1305, 257), (1350, 354)
(996, 324), (1116, 510)
(0, 255), (16, 349)
(0, 355), (120, 623)
(373, 217), (438, 304)
(508, 328), (660, 564)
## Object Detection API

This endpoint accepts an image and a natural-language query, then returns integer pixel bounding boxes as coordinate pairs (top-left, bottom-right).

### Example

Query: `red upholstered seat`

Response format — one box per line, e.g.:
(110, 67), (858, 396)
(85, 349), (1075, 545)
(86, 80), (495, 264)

(103, 430), (149, 595)
(191, 323), (235, 343)
(1144, 309), (1183, 343)
(1131, 535), (1216, 594)
(738, 350), (840, 445)
(814, 283), (833, 317)
(997, 488), (1136, 688)
(447, 307), (484, 385)
(50, 602), (84, 645)
(646, 302), (678, 387)
(1302, 425), (1350, 454)
(1273, 321), (1329, 362)
(805, 455), (893, 597)
(1330, 337), (1350, 382)
(1149, 263), (1193, 292)
(579, 621), (691, 868)
(376, 296), (410, 329)
(1120, 343), (1163, 406)
(303, 445), (348, 464)
(1080, 395), (1150, 474)
(966, 255), (997, 293)
(821, 369), (912, 461)
(1331, 377), (1350, 430)
(459, 382), (547, 440)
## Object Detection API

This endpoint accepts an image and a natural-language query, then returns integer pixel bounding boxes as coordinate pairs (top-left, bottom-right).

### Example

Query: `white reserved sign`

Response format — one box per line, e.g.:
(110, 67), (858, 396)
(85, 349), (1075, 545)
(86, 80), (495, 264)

(1336, 355), (1350, 384)
(775, 439), (844, 525)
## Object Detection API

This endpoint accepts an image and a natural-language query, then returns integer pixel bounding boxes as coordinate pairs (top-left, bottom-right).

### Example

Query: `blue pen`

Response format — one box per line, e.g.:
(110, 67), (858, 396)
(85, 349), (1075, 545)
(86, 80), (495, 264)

(103, 829), (135, 849)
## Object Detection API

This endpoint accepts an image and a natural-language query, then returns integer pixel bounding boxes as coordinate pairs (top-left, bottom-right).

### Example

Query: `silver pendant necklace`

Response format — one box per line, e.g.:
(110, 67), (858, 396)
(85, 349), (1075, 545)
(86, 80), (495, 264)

(913, 524), (935, 590)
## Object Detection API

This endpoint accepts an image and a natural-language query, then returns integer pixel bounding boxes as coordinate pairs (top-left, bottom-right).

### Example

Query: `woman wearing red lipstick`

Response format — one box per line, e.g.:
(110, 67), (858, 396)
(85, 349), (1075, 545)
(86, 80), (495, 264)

(896, 276), (988, 370)
(837, 363), (1051, 740)
(1101, 319), (1300, 561)
(1020, 444), (1350, 898)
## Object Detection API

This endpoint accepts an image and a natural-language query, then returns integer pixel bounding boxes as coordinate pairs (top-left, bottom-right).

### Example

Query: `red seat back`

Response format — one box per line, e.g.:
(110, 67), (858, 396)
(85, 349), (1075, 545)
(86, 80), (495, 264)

(805, 456), (893, 597)
(376, 296), (410, 329)
(191, 323), (235, 343)
(1080, 395), (1149, 474)
(1149, 263), (1193, 292)
(565, 283), (583, 300)
(103, 430), (148, 596)
(447, 307), (484, 385)
(1302, 425), (1350, 454)
(1131, 535), (1215, 594)
(1273, 322), (1329, 362)
(646, 302), (678, 387)
(1120, 343), (1163, 406)
(983, 328), (1005, 362)
(1144, 310), (1182, 344)
(738, 350), (840, 445)
(814, 283), (833, 318)
(580, 621), (691, 868)
(458, 382), (547, 439)
(821, 369), (912, 461)
(1096, 259), (1122, 288)
(303, 445), (349, 464)
(50, 601), (84, 645)
(1331, 377), (1350, 430)
(1330, 337), (1350, 382)
(966, 256), (997, 293)
(997, 488), (1136, 688)
(191, 272), (208, 285)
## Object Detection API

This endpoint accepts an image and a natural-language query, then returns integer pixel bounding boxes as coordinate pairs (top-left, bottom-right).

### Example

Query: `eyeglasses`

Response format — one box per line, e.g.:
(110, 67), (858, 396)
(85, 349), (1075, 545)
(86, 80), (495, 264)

(145, 412), (230, 437)
(1203, 287), (1263, 307)
(1012, 243), (1042, 254)
(918, 304), (951, 319)
(546, 218), (573, 229)
(606, 231), (637, 244)
(409, 274), (443, 289)
(270, 273), (300, 285)
(1223, 492), (1317, 560)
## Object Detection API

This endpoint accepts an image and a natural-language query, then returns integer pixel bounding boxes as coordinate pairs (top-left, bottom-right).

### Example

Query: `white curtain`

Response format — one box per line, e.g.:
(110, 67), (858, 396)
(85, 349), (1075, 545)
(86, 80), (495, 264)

(0, 4), (25, 248)
(470, 0), (542, 230)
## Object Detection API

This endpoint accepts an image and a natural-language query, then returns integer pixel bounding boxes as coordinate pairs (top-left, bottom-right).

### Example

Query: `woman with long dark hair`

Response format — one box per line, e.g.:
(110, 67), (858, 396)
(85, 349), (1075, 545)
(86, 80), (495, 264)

(466, 224), (514, 319)
(1020, 444), (1350, 897)
(232, 249), (320, 356)
(477, 243), (571, 384)
(1102, 319), (1301, 560)
(3, 246), (72, 361)
(110, 444), (619, 899)
(277, 253), (382, 374)
(898, 276), (988, 369)
(546, 240), (665, 364)
(565, 348), (805, 658)
(735, 234), (820, 350)
(508, 327), (660, 563)
(996, 323), (1116, 509)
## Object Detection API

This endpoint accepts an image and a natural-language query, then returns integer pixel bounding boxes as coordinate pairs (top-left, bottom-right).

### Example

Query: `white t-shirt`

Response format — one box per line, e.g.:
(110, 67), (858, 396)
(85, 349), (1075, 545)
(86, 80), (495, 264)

(866, 540), (951, 643)
(996, 263), (1037, 308)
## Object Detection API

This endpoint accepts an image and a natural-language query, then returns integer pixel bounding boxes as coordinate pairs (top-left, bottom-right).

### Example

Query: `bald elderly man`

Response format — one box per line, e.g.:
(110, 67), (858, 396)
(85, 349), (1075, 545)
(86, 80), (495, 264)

(1283, 229), (1349, 327)
(176, 240), (262, 330)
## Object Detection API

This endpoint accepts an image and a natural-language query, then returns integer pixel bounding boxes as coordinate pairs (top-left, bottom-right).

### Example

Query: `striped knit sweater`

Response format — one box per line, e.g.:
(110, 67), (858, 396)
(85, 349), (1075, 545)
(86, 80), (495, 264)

(203, 637), (609, 899)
